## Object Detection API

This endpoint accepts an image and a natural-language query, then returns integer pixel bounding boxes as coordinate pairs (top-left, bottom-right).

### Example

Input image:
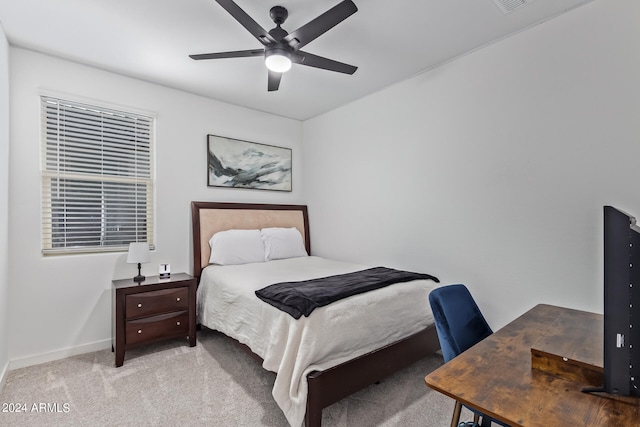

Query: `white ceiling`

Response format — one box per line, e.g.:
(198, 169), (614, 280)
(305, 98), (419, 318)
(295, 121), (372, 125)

(0, 0), (594, 121)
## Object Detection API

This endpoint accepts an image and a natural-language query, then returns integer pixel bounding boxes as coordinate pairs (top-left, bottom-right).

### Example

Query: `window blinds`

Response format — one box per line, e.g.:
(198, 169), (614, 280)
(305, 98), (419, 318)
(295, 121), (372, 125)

(41, 96), (154, 254)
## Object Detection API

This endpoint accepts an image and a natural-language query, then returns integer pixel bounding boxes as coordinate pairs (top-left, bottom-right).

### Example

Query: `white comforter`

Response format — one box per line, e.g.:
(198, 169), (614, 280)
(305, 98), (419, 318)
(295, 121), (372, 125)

(197, 256), (438, 427)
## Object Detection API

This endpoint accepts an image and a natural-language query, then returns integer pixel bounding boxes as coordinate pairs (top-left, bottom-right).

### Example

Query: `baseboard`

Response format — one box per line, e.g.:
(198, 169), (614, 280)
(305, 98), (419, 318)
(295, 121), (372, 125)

(8, 339), (112, 371)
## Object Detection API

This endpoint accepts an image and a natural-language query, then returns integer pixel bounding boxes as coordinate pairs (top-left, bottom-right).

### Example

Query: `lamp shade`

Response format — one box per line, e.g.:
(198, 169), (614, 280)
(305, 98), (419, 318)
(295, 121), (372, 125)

(127, 242), (150, 264)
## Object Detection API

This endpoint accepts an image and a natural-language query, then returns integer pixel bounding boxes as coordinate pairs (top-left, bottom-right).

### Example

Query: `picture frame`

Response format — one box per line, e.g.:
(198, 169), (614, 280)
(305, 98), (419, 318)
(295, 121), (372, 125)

(207, 135), (292, 192)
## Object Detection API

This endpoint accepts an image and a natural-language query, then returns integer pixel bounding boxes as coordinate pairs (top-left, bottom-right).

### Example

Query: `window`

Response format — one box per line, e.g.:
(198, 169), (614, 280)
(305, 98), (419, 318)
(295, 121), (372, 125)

(41, 96), (154, 255)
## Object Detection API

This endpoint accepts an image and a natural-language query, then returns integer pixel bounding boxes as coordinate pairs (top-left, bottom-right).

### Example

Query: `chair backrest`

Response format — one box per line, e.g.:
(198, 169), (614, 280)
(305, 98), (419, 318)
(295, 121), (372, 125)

(428, 284), (493, 363)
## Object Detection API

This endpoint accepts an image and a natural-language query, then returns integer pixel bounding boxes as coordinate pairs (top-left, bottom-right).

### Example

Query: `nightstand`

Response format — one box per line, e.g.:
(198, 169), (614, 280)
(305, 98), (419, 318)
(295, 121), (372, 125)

(112, 273), (196, 367)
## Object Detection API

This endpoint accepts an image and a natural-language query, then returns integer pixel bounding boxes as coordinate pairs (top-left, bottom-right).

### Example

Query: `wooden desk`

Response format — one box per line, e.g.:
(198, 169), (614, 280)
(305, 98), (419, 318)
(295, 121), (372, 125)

(424, 304), (640, 426)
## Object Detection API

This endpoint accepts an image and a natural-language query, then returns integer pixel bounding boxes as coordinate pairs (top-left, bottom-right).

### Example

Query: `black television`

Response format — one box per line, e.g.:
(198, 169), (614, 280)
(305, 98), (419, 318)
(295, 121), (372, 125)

(584, 206), (640, 396)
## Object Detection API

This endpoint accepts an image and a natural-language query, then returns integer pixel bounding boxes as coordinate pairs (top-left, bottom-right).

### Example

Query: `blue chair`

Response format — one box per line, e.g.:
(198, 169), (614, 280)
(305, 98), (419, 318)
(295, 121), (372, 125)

(428, 284), (508, 427)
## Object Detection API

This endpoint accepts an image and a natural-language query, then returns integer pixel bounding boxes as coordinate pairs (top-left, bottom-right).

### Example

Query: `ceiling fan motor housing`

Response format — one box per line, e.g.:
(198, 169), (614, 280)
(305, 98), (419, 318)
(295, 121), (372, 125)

(269, 26), (289, 42)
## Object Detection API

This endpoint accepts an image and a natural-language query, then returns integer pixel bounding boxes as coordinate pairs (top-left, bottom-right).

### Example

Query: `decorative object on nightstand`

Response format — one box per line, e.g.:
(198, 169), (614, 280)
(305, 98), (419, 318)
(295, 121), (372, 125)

(112, 273), (197, 367)
(127, 242), (150, 282)
(159, 263), (171, 279)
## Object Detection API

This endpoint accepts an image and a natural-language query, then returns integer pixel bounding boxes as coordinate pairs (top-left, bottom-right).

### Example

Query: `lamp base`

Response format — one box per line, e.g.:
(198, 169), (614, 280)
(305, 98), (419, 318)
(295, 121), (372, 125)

(133, 262), (145, 283)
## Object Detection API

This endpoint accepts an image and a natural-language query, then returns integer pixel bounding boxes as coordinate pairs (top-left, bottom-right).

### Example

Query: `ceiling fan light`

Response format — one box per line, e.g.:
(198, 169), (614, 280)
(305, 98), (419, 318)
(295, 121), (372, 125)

(265, 49), (292, 73)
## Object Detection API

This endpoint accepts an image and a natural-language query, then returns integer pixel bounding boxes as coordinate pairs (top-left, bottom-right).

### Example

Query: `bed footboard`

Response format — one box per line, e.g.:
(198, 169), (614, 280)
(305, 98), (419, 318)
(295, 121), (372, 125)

(304, 325), (440, 427)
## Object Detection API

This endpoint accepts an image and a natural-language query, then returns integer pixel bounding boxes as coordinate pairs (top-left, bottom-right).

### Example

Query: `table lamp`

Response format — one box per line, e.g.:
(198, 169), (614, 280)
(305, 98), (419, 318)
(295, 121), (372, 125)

(127, 242), (150, 282)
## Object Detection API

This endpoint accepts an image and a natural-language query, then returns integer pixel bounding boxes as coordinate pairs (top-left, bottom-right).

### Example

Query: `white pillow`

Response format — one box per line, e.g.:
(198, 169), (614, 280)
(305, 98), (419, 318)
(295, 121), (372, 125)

(260, 227), (308, 261)
(208, 229), (265, 265)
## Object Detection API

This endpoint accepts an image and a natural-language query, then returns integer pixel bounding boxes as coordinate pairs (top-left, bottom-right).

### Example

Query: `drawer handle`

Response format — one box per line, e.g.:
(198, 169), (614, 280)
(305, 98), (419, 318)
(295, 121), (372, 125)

(176, 297), (181, 302)
(137, 330), (142, 334)
(137, 303), (142, 308)
(176, 321), (181, 326)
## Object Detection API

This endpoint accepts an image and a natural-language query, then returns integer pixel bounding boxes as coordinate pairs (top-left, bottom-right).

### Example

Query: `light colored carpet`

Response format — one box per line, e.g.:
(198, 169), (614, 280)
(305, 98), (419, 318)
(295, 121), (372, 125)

(0, 328), (472, 426)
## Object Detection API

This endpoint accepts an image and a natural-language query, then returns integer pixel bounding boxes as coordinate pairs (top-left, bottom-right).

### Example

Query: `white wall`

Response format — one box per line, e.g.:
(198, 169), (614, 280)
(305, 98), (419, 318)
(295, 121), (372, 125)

(0, 22), (10, 386)
(8, 48), (303, 366)
(302, 0), (640, 329)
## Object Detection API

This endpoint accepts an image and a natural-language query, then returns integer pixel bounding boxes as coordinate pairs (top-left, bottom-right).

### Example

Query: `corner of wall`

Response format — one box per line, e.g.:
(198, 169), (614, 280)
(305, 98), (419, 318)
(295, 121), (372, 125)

(0, 19), (11, 392)
(0, 362), (8, 393)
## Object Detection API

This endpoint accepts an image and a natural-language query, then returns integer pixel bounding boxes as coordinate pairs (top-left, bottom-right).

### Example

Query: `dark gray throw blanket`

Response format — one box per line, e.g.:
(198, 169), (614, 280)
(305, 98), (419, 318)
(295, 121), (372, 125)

(255, 267), (439, 319)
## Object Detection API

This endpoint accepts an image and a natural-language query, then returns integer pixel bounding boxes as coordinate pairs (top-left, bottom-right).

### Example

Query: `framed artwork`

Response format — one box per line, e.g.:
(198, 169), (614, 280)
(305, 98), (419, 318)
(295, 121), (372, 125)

(207, 135), (292, 192)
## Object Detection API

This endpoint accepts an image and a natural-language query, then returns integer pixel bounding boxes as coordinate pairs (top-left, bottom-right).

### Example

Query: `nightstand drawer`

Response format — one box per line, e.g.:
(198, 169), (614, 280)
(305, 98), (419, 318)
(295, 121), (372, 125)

(125, 311), (189, 345)
(125, 287), (189, 318)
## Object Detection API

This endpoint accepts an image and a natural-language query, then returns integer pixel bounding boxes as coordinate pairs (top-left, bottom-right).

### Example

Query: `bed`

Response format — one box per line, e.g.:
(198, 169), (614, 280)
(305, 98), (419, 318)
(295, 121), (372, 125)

(191, 201), (441, 426)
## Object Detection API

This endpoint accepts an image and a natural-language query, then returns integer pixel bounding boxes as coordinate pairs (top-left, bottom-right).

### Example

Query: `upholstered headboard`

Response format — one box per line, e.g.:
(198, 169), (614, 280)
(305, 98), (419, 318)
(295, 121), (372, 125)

(191, 202), (310, 280)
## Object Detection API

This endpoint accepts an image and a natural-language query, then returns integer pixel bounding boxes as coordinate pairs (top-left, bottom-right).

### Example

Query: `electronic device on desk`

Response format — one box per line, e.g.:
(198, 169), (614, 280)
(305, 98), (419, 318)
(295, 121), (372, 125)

(583, 206), (640, 397)
(159, 263), (171, 279)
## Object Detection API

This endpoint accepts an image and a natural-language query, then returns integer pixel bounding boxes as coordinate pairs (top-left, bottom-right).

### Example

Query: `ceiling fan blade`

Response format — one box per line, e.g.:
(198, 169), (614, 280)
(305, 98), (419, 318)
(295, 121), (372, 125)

(190, 49), (264, 60)
(283, 0), (357, 50)
(268, 70), (282, 91)
(215, 0), (276, 45)
(294, 51), (357, 74)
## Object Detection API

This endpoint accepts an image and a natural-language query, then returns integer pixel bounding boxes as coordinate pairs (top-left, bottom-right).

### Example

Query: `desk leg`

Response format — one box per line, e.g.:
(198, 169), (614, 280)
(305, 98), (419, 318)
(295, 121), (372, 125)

(450, 400), (462, 427)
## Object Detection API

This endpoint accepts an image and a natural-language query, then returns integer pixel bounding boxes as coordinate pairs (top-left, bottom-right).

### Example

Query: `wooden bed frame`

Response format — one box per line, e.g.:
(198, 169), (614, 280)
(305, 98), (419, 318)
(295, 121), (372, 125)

(191, 201), (440, 426)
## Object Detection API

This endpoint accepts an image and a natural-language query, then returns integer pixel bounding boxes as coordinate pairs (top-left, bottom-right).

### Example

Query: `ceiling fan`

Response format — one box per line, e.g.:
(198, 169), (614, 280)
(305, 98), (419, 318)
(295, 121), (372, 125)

(190, 0), (358, 92)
